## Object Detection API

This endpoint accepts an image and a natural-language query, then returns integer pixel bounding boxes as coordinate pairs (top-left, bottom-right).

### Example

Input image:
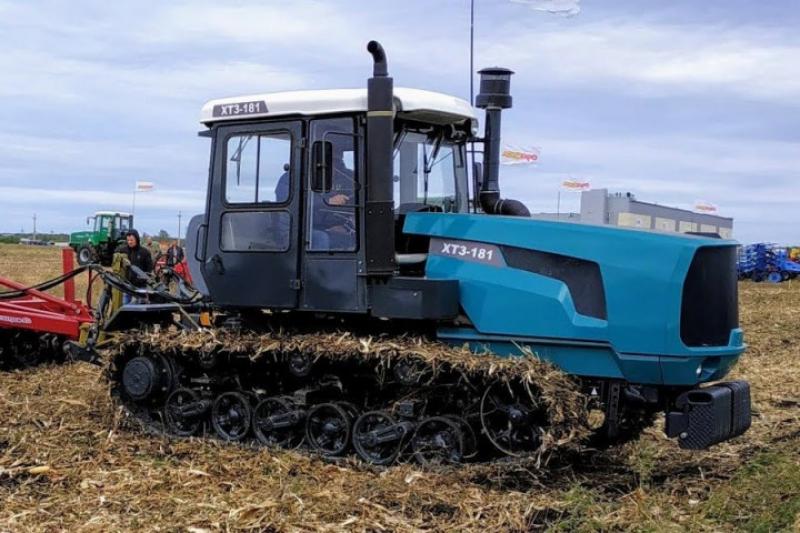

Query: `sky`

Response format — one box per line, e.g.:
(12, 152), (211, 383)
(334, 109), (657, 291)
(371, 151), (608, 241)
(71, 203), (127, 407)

(0, 0), (798, 243)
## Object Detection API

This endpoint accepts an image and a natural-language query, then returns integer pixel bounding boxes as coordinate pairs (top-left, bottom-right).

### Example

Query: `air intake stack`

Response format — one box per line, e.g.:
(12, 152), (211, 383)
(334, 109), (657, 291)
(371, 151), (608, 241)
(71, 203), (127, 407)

(476, 67), (530, 217)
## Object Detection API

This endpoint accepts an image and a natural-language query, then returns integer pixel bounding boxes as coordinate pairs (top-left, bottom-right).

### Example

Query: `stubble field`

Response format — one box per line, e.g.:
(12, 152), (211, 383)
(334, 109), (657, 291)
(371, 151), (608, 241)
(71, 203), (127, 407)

(1, 243), (799, 532)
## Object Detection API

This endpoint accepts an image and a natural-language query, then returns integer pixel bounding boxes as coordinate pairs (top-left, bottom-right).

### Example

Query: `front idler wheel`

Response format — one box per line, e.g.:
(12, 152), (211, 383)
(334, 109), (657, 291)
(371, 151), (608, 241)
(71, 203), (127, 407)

(305, 402), (356, 457)
(211, 392), (252, 441)
(121, 355), (173, 402)
(165, 388), (208, 437)
(480, 382), (542, 457)
(352, 410), (412, 465)
(252, 396), (306, 449)
(411, 416), (465, 465)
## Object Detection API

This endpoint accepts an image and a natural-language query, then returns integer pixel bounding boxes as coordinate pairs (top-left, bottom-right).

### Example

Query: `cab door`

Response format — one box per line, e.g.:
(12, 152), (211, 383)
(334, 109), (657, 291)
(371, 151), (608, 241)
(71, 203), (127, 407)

(300, 116), (366, 312)
(202, 121), (303, 308)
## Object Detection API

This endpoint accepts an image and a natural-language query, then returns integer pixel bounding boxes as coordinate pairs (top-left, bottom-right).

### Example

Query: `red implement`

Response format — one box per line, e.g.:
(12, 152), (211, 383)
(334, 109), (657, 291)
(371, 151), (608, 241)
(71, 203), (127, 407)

(0, 248), (94, 340)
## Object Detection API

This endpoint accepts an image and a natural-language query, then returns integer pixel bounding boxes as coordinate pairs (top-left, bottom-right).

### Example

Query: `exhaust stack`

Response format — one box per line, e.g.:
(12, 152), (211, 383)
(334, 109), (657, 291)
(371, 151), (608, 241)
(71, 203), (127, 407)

(364, 40), (396, 274)
(476, 68), (530, 217)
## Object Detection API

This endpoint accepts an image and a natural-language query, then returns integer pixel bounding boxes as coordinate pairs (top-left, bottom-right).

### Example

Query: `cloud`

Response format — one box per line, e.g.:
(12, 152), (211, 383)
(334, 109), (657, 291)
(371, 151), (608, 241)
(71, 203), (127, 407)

(0, 50), (310, 107)
(141, 1), (361, 48)
(481, 21), (800, 105)
(0, 186), (204, 211)
(510, 0), (581, 17)
(0, 132), (198, 178)
(0, 1), (797, 244)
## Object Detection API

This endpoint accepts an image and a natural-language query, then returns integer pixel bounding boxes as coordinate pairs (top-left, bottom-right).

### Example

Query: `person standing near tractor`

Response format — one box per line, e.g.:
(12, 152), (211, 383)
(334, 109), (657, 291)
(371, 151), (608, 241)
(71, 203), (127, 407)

(117, 229), (154, 304)
(166, 240), (184, 267)
(145, 235), (161, 259)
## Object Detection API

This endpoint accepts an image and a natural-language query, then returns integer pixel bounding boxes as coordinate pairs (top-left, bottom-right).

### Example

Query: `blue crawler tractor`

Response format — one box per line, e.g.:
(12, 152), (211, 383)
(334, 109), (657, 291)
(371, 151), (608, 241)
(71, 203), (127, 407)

(108, 42), (751, 465)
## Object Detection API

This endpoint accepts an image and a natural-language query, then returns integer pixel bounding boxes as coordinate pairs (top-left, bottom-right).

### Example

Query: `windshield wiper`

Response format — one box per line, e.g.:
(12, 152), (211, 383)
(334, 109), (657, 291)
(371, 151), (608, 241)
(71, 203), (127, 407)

(423, 132), (444, 174)
(231, 135), (254, 185)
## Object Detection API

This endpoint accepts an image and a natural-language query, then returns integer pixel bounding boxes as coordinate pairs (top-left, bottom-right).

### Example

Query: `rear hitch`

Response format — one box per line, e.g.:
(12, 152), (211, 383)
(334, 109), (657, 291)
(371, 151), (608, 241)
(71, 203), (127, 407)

(665, 380), (751, 449)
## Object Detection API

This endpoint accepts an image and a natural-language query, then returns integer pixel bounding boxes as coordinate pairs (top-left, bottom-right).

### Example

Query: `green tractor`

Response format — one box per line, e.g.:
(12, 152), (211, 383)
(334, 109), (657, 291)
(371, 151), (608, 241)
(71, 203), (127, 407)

(69, 211), (133, 266)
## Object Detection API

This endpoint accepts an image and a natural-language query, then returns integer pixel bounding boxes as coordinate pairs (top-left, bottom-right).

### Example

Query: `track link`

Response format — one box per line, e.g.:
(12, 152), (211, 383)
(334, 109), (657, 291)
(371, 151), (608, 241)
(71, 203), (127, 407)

(107, 328), (601, 466)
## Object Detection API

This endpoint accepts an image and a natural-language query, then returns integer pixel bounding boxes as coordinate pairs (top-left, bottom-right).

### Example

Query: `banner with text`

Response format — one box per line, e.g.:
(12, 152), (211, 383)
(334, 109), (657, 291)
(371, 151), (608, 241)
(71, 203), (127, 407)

(501, 146), (541, 165)
(694, 201), (718, 214)
(136, 181), (155, 192)
(561, 179), (591, 192)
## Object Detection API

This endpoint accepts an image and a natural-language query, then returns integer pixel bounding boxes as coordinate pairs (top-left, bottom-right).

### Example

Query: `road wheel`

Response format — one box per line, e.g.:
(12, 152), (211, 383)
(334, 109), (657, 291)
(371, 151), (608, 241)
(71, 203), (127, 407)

(767, 272), (783, 283)
(76, 244), (96, 265)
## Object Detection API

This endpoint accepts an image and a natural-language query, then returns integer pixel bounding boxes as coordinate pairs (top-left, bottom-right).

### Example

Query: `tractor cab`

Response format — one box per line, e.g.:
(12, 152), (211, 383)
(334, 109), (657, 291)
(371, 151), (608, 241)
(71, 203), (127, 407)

(192, 68), (482, 317)
(71, 211), (134, 266)
(90, 211), (133, 241)
(189, 42), (529, 318)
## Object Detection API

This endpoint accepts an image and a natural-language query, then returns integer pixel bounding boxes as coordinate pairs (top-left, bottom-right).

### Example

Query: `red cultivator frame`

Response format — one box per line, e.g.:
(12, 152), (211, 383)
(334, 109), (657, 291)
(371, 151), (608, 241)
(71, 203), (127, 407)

(0, 248), (94, 368)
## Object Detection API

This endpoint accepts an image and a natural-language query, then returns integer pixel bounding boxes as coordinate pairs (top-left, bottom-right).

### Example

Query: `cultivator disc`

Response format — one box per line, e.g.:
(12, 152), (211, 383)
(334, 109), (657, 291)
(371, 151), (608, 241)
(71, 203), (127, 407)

(0, 330), (66, 370)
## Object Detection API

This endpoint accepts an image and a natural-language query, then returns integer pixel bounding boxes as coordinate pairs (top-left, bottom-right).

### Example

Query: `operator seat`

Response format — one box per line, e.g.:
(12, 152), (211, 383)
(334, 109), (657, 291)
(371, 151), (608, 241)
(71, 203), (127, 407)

(394, 203), (442, 270)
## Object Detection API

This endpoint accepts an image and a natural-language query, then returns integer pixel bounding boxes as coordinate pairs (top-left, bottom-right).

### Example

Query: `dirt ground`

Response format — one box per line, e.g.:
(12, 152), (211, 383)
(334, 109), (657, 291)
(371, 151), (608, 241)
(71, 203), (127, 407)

(1, 243), (799, 532)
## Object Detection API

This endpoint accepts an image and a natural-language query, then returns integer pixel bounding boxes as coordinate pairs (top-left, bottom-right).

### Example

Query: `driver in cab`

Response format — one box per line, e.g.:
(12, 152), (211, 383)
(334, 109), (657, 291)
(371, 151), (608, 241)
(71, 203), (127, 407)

(275, 142), (355, 252)
(315, 150), (355, 250)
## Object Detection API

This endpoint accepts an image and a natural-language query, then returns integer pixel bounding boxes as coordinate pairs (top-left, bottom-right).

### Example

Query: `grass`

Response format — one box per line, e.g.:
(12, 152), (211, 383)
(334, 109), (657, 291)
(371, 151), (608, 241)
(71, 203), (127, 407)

(1, 243), (800, 531)
(702, 445), (800, 531)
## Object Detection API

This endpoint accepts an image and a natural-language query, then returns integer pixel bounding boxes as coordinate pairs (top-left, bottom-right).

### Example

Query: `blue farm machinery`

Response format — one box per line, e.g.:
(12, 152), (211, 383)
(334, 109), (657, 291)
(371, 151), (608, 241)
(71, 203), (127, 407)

(2, 41), (752, 466)
(738, 243), (800, 283)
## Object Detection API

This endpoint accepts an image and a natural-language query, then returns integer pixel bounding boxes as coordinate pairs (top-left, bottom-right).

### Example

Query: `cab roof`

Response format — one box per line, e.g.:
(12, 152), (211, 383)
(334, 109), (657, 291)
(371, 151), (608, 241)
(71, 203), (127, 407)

(201, 88), (477, 126)
(95, 211), (132, 217)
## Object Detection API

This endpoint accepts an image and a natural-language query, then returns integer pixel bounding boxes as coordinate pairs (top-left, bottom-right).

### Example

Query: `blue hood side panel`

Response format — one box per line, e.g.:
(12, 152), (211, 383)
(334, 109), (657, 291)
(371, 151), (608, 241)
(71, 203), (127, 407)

(403, 213), (744, 385)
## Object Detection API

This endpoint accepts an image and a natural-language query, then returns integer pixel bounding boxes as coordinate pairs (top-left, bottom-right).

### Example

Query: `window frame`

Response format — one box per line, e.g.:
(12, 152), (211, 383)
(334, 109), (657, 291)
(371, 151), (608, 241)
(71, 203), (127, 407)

(392, 129), (465, 214)
(305, 115), (361, 253)
(221, 128), (295, 208)
(218, 209), (293, 253)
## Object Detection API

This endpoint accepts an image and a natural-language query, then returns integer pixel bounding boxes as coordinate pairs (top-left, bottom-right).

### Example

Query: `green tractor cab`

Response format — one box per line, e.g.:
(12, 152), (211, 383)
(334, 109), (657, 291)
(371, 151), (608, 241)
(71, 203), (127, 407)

(69, 211), (133, 266)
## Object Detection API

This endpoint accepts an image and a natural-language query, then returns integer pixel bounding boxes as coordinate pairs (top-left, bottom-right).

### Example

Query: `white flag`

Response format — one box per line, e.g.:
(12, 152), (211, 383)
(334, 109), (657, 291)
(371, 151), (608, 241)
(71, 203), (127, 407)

(136, 181), (155, 192)
(510, 0), (581, 17)
(501, 146), (541, 165)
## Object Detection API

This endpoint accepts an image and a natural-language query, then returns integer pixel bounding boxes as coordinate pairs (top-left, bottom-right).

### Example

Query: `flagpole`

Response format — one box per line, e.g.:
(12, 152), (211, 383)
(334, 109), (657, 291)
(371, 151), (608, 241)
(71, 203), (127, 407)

(557, 190), (561, 218)
(132, 188), (137, 217)
(469, 0), (475, 105)
(468, 0), (478, 212)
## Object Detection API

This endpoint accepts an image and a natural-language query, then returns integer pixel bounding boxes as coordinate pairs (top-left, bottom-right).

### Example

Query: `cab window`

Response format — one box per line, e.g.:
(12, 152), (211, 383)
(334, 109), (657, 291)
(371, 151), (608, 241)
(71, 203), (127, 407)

(97, 216), (112, 231)
(225, 133), (292, 204)
(393, 131), (462, 213)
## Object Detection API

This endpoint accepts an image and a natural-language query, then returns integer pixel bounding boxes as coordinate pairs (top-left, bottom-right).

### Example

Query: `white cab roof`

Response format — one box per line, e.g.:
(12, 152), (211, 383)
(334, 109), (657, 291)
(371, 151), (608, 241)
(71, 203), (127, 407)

(95, 211), (132, 217)
(201, 88), (477, 125)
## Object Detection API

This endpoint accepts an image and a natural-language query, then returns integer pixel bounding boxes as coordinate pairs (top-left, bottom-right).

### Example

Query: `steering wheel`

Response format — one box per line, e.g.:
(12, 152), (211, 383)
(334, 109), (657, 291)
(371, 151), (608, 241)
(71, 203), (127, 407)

(320, 209), (356, 233)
